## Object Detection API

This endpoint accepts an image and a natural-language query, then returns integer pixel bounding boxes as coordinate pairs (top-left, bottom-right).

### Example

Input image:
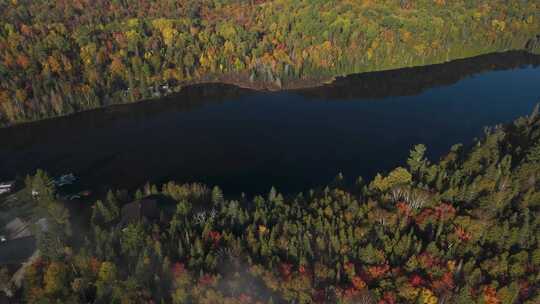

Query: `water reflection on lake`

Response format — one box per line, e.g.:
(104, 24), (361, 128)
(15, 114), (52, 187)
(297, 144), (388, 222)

(1, 51), (539, 196)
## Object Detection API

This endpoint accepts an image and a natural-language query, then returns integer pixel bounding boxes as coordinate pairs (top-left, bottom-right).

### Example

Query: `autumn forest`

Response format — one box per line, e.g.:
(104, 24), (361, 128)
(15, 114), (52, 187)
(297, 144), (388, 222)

(0, 0), (539, 125)
(2, 106), (540, 304)
(1, 1), (540, 304)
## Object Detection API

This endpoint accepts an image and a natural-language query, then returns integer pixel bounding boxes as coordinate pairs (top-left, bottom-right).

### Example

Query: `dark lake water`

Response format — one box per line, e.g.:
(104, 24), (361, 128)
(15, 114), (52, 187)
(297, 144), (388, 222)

(1, 51), (540, 196)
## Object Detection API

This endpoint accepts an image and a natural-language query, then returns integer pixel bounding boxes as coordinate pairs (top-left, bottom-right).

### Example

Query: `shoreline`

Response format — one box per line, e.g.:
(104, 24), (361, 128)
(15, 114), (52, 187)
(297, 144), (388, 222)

(2, 49), (539, 129)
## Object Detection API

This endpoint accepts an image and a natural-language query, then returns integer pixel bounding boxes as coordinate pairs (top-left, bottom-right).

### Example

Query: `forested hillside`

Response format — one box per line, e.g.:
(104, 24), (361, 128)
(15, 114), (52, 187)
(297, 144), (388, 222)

(0, 0), (539, 125)
(2, 107), (540, 303)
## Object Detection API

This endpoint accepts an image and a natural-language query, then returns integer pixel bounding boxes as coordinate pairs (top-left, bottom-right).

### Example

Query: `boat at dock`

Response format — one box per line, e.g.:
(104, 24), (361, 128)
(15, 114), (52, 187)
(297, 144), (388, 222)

(0, 181), (14, 194)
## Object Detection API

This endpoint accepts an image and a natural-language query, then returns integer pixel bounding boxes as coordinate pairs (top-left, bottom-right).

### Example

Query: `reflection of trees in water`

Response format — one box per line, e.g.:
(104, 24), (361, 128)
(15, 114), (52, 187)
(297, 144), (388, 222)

(1, 51), (539, 147)
(295, 51), (540, 100)
(0, 83), (253, 146)
(0, 50), (539, 197)
(2, 51), (540, 148)
(1, 50), (539, 149)
(3, 51), (539, 143)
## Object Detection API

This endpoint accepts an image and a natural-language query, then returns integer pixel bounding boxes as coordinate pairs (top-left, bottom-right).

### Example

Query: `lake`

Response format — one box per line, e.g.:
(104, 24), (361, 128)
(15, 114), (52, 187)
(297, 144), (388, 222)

(1, 51), (540, 196)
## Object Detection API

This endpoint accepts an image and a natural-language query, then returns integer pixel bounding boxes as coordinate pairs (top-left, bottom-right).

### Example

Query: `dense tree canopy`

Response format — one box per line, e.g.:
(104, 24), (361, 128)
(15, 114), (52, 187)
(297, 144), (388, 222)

(4, 107), (540, 303)
(0, 0), (538, 125)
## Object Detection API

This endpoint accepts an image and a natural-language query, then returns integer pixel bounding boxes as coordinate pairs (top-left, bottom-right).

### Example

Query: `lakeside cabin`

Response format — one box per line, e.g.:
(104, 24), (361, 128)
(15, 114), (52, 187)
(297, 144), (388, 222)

(0, 218), (48, 298)
(3, 218), (32, 240)
(0, 236), (37, 267)
(0, 236), (38, 299)
(0, 217), (48, 265)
